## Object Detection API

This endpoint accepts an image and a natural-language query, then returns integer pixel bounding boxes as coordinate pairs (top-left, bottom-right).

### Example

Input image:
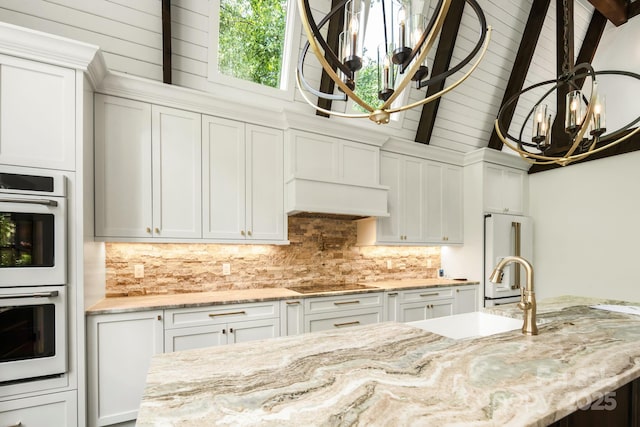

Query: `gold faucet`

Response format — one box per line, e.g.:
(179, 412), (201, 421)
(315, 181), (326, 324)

(489, 256), (538, 335)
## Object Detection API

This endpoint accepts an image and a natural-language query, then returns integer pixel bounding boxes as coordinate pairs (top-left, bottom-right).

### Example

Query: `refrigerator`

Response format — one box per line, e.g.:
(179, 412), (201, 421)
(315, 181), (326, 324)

(484, 213), (533, 307)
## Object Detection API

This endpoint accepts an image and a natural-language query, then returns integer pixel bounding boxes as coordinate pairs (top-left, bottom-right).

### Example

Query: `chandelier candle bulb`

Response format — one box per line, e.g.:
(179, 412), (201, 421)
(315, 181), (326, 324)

(565, 90), (583, 132)
(532, 104), (548, 143)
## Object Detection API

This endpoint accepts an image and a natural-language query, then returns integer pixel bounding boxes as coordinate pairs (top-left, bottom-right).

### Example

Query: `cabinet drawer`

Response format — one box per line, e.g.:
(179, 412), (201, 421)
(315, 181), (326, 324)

(0, 390), (77, 427)
(164, 302), (279, 329)
(304, 292), (383, 314)
(305, 308), (383, 333)
(399, 287), (453, 303)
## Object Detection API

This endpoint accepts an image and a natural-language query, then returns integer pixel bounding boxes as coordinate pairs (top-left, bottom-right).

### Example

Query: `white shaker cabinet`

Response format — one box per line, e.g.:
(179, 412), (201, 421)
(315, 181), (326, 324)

(280, 299), (304, 336)
(0, 391), (77, 427)
(303, 292), (384, 333)
(483, 164), (526, 215)
(425, 162), (463, 244)
(0, 54), (75, 170)
(202, 115), (285, 242)
(454, 284), (479, 314)
(95, 95), (202, 239)
(377, 151), (425, 243)
(87, 310), (164, 427)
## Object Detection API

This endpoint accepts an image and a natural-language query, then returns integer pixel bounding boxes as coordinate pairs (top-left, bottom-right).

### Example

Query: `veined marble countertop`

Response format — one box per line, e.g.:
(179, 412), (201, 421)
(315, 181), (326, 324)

(137, 296), (640, 426)
(86, 278), (477, 314)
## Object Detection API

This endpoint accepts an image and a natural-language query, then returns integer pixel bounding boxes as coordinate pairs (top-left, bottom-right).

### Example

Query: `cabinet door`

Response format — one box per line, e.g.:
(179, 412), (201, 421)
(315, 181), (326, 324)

(384, 292), (400, 322)
(0, 55), (75, 170)
(281, 300), (304, 336)
(442, 165), (463, 243)
(152, 105), (202, 238)
(399, 299), (454, 322)
(305, 308), (383, 333)
(425, 161), (444, 242)
(246, 125), (284, 241)
(483, 164), (505, 213)
(502, 168), (525, 214)
(454, 285), (478, 314)
(87, 311), (164, 427)
(202, 115), (246, 239)
(484, 165), (525, 215)
(402, 156), (425, 242)
(0, 390), (77, 427)
(228, 318), (280, 343)
(429, 299), (455, 319)
(378, 152), (402, 242)
(165, 324), (226, 352)
(95, 95), (152, 238)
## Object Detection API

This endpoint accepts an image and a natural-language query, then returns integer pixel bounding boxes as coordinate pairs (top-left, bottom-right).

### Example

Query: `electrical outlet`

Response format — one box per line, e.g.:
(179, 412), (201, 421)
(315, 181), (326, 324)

(134, 264), (144, 279)
(222, 263), (231, 276)
(386, 260), (392, 270)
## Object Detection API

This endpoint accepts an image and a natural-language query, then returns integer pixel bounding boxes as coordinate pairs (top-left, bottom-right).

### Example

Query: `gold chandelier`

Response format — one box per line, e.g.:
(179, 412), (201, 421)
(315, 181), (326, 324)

(296, 0), (492, 124)
(494, 0), (640, 167)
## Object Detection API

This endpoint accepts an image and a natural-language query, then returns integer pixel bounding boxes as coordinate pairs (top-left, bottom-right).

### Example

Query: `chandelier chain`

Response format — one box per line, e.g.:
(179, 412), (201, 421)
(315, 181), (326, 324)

(561, 0), (571, 74)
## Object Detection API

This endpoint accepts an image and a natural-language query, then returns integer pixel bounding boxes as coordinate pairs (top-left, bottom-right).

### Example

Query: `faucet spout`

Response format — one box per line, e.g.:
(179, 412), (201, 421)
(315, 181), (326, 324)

(489, 255), (538, 335)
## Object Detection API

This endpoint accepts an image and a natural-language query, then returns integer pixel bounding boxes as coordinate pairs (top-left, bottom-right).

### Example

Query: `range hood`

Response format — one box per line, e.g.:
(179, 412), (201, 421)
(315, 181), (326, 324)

(285, 176), (389, 219)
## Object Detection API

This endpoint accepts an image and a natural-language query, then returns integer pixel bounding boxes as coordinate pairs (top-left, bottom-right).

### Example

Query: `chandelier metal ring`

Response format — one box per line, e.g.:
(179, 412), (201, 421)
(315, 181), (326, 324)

(296, 0), (491, 123)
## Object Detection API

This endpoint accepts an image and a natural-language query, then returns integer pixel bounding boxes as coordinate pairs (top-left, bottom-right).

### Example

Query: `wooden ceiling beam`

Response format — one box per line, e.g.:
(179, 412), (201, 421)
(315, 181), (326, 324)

(414, 0), (466, 144)
(487, 0), (551, 150)
(630, 0), (640, 18)
(162, 0), (172, 84)
(316, 0), (344, 117)
(587, 0), (627, 26)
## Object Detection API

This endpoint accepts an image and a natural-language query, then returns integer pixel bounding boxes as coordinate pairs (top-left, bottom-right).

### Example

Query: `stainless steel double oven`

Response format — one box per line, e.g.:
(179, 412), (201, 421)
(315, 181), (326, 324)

(0, 165), (67, 384)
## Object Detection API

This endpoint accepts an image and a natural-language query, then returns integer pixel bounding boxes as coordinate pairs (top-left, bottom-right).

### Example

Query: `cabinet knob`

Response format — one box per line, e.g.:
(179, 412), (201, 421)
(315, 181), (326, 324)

(229, 328), (234, 333)
(222, 329), (226, 335)
(154, 227), (160, 234)
(240, 230), (245, 236)
(157, 315), (162, 321)
(146, 227), (151, 234)
(247, 230), (252, 236)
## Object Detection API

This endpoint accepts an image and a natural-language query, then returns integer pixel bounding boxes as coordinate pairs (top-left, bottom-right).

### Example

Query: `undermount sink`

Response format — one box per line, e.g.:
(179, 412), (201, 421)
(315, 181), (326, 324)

(407, 311), (524, 340)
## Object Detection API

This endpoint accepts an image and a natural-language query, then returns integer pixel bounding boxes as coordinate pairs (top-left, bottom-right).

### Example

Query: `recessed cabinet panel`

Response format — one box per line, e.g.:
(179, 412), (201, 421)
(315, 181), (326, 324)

(228, 318), (280, 344)
(0, 390), (77, 427)
(377, 152), (402, 241)
(484, 164), (526, 215)
(165, 325), (226, 352)
(341, 140), (379, 185)
(403, 157), (425, 242)
(95, 95), (152, 238)
(0, 55), (75, 170)
(289, 131), (337, 180)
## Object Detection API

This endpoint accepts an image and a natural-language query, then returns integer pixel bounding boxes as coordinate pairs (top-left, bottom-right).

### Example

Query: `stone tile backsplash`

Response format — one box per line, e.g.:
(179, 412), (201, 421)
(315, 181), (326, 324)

(105, 217), (441, 296)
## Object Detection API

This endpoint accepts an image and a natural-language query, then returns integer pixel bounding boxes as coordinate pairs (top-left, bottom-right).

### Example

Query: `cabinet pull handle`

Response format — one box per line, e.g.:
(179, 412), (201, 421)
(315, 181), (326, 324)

(286, 301), (301, 305)
(0, 197), (57, 207)
(6, 422), (22, 427)
(387, 292), (398, 296)
(222, 329), (226, 334)
(334, 321), (360, 328)
(333, 300), (360, 306)
(229, 328), (234, 333)
(419, 292), (439, 297)
(209, 311), (247, 318)
(157, 315), (162, 321)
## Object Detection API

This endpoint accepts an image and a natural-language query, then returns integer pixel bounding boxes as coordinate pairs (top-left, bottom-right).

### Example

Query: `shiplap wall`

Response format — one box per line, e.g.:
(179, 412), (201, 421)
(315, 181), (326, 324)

(0, 0), (599, 153)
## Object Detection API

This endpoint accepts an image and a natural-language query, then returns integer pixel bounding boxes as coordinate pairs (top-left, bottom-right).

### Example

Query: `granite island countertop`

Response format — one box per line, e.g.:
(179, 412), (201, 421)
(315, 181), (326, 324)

(136, 296), (640, 426)
(86, 278), (478, 314)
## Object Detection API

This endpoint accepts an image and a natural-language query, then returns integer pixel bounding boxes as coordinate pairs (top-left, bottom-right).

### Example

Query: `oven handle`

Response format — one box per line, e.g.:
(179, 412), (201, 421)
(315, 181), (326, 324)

(0, 197), (58, 207)
(0, 290), (59, 300)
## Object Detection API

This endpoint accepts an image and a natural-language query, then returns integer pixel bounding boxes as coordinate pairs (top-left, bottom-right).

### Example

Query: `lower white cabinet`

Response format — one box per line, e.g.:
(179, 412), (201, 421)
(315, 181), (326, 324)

(0, 390), (77, 427)
(163, 301), (280, 352)
(303, 292), (383, 333)
(87, 310), (164, 427)
(280, 299), (304, 336)
(385, 285), (479, 322)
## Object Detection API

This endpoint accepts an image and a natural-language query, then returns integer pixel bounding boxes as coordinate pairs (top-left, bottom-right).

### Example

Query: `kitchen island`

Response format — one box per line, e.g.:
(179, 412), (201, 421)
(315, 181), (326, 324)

(136, 296), (640, 426)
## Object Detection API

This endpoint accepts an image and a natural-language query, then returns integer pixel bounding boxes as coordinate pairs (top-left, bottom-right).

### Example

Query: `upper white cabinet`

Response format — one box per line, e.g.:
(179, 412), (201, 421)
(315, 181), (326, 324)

(359, 151), (463, 245)
(203, 115), (285, 242)
(95, 94), (202, 239)
(425, 162), (463, 244)
(377, 151), (425, 243)
(483, 164), (526, 215)
(285, 130), (388, 217)
(0, 54), (75, 170)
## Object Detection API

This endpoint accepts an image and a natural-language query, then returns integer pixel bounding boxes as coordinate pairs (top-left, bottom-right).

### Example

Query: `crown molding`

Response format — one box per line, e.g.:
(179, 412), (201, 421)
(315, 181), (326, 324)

(0, 22), (100, 72)
(464, 147), (531, 170)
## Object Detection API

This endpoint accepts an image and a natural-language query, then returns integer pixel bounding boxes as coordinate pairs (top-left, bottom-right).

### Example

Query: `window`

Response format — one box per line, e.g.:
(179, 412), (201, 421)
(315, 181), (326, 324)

(209, 0), (298, 98)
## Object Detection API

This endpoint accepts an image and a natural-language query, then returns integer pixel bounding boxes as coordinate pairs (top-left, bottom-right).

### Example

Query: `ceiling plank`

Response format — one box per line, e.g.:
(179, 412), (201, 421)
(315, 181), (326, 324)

(487, 0), (551, 150)
(587, 0), (627, 26)
(316, 0), (344, 118)
(162, 0), (172, 84)
(414, 0), (466, 144)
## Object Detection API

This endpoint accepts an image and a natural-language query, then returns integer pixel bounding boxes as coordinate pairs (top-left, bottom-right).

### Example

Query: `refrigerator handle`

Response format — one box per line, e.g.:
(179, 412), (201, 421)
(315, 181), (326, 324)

(512, 221), (521, 289)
